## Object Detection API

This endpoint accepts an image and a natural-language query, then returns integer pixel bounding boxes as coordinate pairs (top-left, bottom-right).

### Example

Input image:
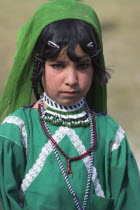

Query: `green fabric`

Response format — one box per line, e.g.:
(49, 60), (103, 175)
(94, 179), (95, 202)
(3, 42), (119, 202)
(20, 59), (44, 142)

(0, 0), (107, 123)
(0, 108), (140, 209)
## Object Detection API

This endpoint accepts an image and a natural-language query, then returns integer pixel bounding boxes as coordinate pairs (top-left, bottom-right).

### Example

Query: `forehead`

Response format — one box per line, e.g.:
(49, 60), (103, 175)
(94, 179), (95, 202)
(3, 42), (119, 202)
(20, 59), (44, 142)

(48, 45), (91, 62)
(72, 45), (87, 57)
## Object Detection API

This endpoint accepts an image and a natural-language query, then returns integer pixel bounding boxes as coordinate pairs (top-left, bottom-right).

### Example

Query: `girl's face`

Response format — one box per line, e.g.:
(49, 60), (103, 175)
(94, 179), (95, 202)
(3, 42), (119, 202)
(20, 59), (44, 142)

(42, 45), (93, 105)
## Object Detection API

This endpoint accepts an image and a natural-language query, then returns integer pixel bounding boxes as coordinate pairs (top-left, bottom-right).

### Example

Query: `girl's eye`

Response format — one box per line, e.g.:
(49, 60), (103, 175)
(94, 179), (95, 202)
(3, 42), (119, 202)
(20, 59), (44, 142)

(51, 64), (64, 69)
(77, 63), (90, 70)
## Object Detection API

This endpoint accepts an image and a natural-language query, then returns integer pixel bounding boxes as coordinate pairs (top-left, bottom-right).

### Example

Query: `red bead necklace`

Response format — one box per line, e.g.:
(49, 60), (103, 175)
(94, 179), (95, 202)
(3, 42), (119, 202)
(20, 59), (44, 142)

(38, 103), (97, 174)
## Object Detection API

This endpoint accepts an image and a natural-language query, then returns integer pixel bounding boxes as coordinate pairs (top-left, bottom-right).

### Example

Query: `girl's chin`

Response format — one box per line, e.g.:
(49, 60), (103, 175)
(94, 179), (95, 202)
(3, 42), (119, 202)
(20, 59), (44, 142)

(45, 93), (84, 106)
(55, 98), (82, 106)
(58, 100), (79, 106)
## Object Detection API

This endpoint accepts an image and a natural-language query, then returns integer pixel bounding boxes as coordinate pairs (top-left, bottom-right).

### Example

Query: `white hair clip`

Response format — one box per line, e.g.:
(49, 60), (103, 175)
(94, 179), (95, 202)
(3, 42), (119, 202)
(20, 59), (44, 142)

(91, 50), (101, 57)
(87, 42), (94, 48)
(48, 40), (60, 49)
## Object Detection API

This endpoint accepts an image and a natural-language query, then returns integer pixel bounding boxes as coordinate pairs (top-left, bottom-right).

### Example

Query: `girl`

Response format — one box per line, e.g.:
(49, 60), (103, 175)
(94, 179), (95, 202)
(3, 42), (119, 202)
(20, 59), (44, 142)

(0, 0), (140, 209)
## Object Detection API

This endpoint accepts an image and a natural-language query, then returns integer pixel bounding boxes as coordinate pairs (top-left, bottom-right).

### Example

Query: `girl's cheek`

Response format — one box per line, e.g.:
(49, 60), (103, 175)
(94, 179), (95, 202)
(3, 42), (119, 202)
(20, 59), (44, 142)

(41, 75), (46, 89)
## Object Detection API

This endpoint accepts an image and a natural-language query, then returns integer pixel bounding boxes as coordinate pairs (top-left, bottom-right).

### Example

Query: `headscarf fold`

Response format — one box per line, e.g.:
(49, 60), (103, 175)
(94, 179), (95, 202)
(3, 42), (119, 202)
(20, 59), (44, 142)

(0, 0), (107, 123)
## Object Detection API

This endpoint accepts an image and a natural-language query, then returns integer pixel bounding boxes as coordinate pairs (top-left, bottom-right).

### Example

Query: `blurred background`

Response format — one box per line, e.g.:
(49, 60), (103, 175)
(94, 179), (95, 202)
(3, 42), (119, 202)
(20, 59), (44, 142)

(0, 0), (140, 168)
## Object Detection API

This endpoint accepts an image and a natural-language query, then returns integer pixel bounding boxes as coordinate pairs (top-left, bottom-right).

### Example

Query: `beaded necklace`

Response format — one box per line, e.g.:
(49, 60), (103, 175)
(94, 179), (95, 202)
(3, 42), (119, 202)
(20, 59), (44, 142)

(40, 92), (90, 127)
(38, 95), (96, 210)
(41, 107), (90, 128)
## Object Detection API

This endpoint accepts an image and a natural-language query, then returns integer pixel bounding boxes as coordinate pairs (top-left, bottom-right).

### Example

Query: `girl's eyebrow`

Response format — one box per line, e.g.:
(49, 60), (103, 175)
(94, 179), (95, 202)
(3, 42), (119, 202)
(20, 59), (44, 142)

(79, 57), (91, 63)
(48, 56), (91, 63)
(48, 59), (66, 64)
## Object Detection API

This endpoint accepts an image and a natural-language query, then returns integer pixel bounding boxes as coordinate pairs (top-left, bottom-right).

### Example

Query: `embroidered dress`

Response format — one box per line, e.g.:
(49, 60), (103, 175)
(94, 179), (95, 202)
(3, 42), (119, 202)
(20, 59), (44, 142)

(0, 107), (140, 210)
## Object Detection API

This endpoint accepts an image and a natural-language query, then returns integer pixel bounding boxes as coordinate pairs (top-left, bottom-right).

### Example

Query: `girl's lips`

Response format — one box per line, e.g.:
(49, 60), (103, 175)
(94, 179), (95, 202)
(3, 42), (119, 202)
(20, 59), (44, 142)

(60, 91), (79, 96)
(64, 91), (78, 93)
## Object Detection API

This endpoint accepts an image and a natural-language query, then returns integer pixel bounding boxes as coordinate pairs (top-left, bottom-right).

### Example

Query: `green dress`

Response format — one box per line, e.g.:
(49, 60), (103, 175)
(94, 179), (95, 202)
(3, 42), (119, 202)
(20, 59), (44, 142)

(0, 107), (140, 210)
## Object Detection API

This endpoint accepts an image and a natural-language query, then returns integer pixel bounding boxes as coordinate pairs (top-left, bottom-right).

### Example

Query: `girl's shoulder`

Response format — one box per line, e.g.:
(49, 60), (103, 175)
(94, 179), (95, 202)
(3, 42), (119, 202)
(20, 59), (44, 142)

(0, 107), (37, 148)
(1, 106), (38, 125)
(2, 107), (26, 122)
(94, 110), (120, 131)
(94, 111), (126, 148)
(0, 107), (33, 127)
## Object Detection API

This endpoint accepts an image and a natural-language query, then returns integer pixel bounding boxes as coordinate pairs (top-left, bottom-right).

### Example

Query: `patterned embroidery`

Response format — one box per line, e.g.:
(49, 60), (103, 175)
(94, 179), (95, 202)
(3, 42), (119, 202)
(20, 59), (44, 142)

(21, 141), (53, 192)
(19, 126), (105, 200)
(20, 127), (68, 195)
(67, 129), (105, 197)
(111, 126), (125, 152)
(2, 116), (27, 149)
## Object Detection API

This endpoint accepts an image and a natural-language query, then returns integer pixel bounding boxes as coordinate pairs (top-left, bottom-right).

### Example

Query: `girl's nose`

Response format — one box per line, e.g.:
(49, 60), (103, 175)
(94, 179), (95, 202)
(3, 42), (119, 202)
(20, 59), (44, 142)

(64, 68), (78, 87)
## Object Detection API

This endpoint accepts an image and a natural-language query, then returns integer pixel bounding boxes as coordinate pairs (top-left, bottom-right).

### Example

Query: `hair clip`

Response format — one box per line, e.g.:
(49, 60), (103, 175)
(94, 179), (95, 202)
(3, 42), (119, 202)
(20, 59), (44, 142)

(48, 40), (60, 49)
(87, 42), (94, 48)
(90, 50), (101, 57)
(34, 56), (45, 63)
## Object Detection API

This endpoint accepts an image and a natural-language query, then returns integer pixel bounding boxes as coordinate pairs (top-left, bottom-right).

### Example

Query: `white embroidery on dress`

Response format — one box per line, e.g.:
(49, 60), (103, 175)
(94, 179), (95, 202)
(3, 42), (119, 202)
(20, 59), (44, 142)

(21, 141), (53, 192)
(19, 126), (69, 197)
(19, 126), (104, 201)
(67, 128), (105, 197)
(111, 126), (125, 152)
(2, 116), (27, 149)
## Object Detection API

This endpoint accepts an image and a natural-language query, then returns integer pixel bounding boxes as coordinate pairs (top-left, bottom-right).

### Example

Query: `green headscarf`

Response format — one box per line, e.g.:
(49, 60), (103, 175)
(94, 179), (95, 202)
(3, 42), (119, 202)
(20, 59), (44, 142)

(0, 0), (107, 123)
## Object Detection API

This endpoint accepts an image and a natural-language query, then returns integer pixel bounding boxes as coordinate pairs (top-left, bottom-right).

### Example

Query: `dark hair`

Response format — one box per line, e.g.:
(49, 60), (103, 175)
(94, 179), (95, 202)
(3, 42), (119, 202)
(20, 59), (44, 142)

(32, 19), (110, 100)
